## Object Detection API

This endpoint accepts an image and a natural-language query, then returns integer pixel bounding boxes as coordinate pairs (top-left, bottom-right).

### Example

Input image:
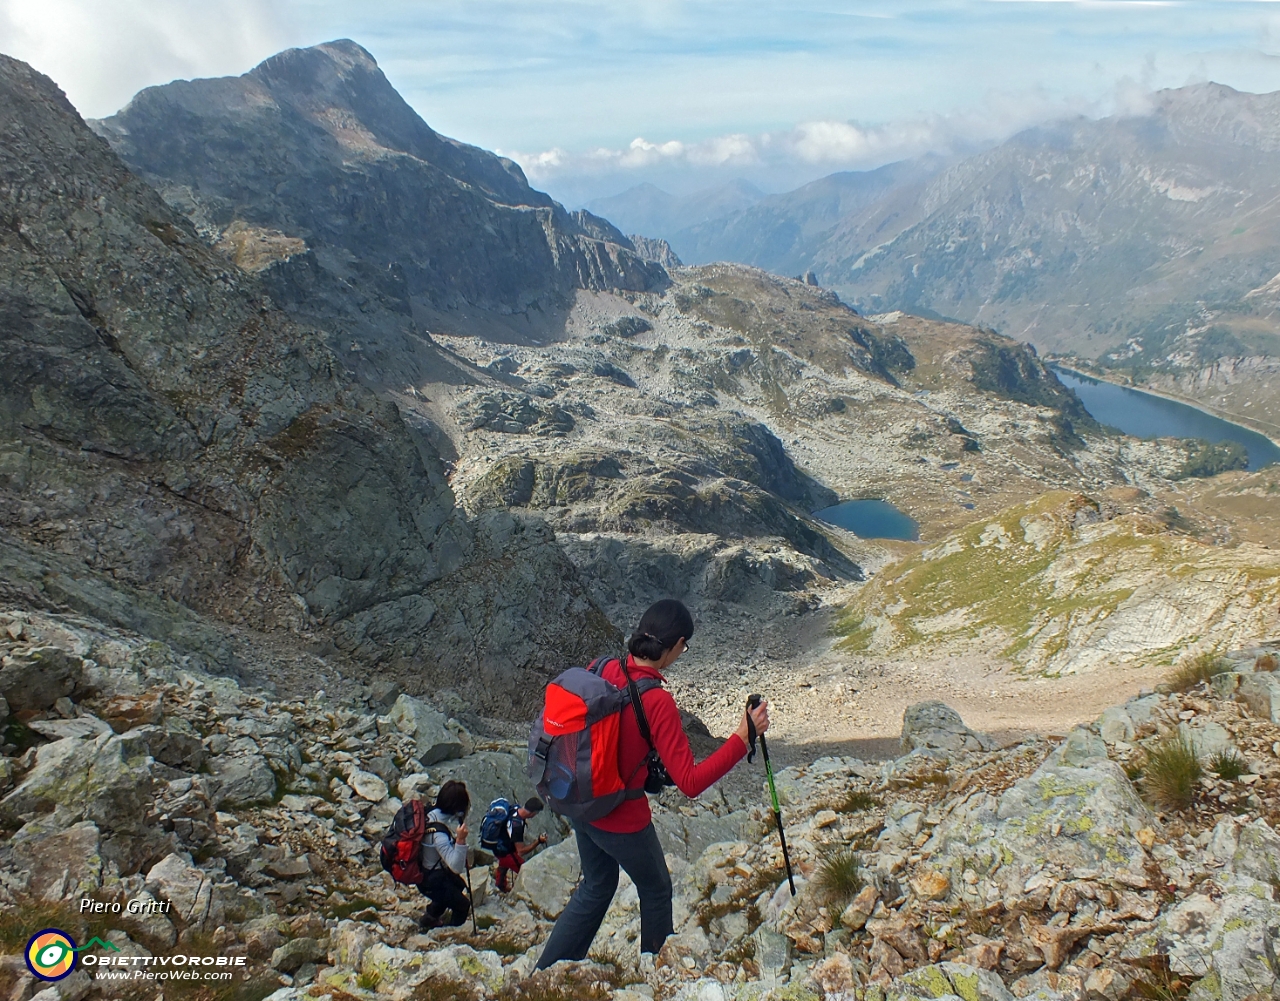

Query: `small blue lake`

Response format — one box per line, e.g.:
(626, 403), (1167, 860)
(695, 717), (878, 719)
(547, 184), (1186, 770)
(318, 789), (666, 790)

(1052, 367), (1280, 471)
(815, 499), (919, 540)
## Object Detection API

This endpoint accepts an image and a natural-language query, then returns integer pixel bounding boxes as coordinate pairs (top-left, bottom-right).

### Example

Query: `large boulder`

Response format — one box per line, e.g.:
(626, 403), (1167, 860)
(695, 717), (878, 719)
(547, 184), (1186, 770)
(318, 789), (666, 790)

(1235, 672), (1280, 722)
(895, 962), (1016, 1001)
(145, 853), (218, 927)
(513, 835), (581, 918)
(387, 695), (465, 765)
(132, 724), (206, 772)
(652, 807), (762, 865)
(0, 646), (88, 711)
(927, 751), (1154, 905)
(207, 753), (277, 808)
(901, 701), (990, 755)
(0, 733), (154, 832)
(1124, 818), (1280, 1001)
(0, 818), (104, 902)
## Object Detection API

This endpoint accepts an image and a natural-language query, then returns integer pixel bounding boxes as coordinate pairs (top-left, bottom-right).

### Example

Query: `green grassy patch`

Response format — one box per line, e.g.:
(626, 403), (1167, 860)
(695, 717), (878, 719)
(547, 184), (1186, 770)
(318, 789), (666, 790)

(812, 846), (863, 909)
(1209, 750), (1248, 781)
(1142, 731), (1202, 811)
(1167, 652), (1229, 692)
(833, 491), (1280, 671)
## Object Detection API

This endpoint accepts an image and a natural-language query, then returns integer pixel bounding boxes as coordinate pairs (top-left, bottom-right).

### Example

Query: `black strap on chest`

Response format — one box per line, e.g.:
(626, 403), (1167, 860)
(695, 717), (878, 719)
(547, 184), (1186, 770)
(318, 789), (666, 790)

(421, 820), (453, 871)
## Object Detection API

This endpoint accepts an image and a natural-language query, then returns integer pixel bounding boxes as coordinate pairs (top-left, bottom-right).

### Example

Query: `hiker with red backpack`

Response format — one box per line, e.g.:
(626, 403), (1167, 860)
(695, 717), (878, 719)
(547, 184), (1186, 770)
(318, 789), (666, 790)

(529, 599), (770, 968)
(379, 779), (473, 931)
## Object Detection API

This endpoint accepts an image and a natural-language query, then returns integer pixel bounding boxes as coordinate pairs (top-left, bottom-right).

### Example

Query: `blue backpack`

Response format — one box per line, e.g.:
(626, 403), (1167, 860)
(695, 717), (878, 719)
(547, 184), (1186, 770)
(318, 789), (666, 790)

(479, 798), (517, 852)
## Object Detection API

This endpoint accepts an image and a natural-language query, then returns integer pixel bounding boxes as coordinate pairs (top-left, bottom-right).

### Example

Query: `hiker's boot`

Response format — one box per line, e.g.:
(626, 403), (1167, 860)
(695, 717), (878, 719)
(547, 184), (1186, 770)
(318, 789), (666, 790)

(418, 910), (444, 932)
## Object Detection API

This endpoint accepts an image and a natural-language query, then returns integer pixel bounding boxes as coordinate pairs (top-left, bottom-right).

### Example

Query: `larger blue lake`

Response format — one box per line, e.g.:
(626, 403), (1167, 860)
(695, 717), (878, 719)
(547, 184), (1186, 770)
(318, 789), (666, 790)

(815, 499), (919, 540)
(1053, 367), (1280, 471)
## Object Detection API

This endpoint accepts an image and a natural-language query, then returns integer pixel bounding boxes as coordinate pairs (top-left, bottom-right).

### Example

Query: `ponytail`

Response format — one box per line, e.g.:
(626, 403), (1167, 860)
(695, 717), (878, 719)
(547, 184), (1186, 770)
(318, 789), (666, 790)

(628, 630), (668, 661)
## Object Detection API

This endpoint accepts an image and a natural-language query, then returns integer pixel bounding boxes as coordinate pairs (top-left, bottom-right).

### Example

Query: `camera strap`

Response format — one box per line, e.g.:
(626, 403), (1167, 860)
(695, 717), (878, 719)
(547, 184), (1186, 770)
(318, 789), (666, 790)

(619, 657), (660, 759)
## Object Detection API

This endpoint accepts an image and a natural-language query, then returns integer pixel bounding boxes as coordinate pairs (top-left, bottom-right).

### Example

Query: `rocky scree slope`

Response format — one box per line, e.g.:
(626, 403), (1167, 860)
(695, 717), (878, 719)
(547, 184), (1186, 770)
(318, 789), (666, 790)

(607, 85), (1280, 435)
(416, 264), (1199, 645)
(90, 40), (667, 387)
(0, 52), (616, 714)
(5, 604), (1280, 1001)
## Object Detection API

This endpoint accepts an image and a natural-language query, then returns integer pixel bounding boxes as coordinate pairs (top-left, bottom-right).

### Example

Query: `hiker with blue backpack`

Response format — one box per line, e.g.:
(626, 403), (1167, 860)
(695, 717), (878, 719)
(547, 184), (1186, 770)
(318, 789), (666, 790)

(480, 797), (548, 893)
(529, 598), (770, 968)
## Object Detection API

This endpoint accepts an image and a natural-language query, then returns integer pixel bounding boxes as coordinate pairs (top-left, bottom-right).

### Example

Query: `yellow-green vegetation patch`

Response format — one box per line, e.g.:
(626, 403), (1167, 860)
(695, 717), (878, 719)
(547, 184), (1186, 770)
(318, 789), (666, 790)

(837, 492), (1280, 674)
(899, 965), (954, 999)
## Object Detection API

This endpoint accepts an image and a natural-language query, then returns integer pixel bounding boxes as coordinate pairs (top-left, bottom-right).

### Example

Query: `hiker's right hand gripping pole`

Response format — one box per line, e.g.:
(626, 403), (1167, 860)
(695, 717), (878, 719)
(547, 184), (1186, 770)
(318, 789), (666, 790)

(748, 694), (795, 896)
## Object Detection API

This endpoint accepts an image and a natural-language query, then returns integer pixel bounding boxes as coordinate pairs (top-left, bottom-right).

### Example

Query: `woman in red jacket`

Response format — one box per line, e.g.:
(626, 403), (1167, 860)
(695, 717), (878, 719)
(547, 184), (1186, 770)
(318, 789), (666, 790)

(536, 599), (770, 968)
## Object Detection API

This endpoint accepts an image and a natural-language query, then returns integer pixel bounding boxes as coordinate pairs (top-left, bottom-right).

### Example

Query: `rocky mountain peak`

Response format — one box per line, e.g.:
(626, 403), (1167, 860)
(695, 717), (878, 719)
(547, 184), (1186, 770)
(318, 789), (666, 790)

(0, 50), (617, 714)
(91, 40), (666, 377)
(244, 39), (541, 205)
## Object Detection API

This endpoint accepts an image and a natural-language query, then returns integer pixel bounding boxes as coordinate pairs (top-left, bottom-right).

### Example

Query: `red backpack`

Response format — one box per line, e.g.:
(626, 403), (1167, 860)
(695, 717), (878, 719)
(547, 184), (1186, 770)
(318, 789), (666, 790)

(527, 656), (662, 822)
(378, 800), (451, 884)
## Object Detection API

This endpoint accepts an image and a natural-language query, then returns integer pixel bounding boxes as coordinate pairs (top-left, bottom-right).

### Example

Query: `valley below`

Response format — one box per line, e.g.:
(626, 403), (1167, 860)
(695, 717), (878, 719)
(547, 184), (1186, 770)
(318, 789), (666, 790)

(4, 36), (1280, 1001)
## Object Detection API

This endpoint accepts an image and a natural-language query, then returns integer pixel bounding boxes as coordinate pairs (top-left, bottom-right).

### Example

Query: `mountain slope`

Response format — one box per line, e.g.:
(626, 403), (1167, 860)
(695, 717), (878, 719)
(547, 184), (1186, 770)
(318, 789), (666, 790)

(814, 84), (1280, 358)
(671, 156), (946, 274)
(582, 180), (765, 250)
(90, 40), (666, 385)
(0, 51), (615, 714)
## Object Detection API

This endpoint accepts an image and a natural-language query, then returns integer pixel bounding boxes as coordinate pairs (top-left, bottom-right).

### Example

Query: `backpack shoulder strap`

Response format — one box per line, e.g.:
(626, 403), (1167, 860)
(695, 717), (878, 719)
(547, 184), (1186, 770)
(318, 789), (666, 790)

(420, 820), (453, 870)
(619, 658), (663, 752)
(587, 655), (613, 676)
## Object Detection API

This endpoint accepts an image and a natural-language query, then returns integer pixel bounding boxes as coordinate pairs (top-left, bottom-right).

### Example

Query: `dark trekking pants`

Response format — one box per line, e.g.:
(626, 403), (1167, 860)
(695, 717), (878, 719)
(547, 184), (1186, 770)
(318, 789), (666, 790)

(536, 822), (673, 968)
(419, 867), (470, 926)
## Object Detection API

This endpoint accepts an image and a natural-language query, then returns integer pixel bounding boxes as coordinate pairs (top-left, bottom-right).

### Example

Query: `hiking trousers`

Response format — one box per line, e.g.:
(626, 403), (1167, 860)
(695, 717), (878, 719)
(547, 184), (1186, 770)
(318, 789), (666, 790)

(419, 867), (470, 926)
(536, 821), (673, 969)
(495, 849), (523, 893)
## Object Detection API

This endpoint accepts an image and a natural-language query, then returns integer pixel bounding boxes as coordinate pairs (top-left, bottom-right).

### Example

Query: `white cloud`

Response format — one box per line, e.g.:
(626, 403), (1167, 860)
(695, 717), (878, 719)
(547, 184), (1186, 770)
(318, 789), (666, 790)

(0, 0), (292, 117)
(501, 90), (1097, 193)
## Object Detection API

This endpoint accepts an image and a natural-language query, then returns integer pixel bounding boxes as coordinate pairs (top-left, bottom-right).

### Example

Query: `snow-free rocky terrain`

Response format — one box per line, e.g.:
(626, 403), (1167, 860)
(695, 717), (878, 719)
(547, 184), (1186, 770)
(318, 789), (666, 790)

(5, 36), (1280, 1001)
(4, 610), (1280, 1001)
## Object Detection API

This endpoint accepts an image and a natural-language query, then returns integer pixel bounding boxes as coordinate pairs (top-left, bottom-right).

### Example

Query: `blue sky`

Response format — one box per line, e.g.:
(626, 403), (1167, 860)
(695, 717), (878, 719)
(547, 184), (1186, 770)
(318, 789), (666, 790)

(5, 1), (1280, 203)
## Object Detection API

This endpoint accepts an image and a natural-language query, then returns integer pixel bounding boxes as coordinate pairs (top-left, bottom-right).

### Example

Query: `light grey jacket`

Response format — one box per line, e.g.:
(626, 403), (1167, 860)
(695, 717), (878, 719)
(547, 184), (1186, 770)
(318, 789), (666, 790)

(420, 808), (467, 875)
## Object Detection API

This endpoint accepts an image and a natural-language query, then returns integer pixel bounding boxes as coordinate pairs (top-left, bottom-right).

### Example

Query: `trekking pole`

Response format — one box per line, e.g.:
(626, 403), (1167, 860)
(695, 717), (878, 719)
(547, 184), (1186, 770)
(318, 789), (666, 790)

(747, 694), (795, 896)
(464, 855), (479, 935)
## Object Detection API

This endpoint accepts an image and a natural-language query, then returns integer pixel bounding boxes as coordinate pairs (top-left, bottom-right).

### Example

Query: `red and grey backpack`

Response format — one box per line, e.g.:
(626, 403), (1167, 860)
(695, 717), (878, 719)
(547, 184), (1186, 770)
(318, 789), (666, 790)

(378, 800), (451, 885)
(527, 656), (662, 822)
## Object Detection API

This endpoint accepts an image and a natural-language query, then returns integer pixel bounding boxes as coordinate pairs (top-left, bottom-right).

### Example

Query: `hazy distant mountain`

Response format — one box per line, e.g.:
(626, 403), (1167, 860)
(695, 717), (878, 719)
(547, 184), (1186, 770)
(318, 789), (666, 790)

(90, 40), (665, 384)
(582, 179), (765, 248)
(672, 156), (947, 274)
(813, 83), (1280, 361)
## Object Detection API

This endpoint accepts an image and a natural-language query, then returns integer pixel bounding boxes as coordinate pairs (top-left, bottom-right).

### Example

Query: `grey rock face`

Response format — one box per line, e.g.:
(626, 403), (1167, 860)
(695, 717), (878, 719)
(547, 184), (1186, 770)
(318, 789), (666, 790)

(629, 235), (683, 269)
(387, 695), (464, 765)
(1, 818), (105, 903)
(271, 938), (324, 973)
(207, 753), (278, 809)
(91, 40), (667, 370)
(1236, 672), (1280, 722)
(0, 733), (155, 833)
(0, 646), (88, 712)
(900, 701), (990, 754)
(0, 52), (618, 714)
(929, 755), (1154, 889)
(513, 835), (581, 918)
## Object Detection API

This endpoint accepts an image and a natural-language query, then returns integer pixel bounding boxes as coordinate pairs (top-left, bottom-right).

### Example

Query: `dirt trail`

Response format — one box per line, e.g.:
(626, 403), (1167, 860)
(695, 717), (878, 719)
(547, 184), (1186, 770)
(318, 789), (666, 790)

(665, 605), (1158, 770)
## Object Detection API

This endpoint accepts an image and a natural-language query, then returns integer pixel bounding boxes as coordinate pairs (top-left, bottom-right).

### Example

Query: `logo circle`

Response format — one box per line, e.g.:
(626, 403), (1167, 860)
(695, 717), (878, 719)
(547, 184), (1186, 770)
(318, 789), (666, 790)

(26, 929), (77, 981)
